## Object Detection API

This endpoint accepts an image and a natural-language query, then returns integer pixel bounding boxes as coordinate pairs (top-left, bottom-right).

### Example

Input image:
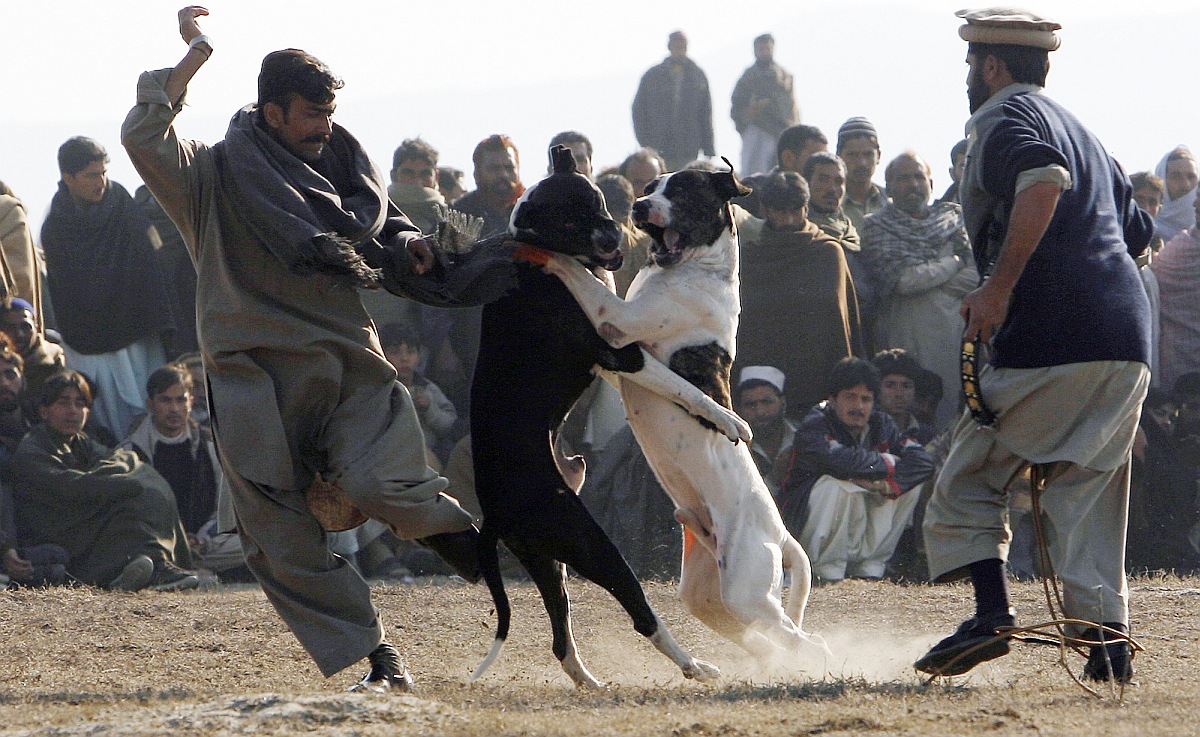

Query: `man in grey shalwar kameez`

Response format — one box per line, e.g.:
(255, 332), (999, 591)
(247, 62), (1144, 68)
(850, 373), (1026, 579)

(914, 9), (1154, 683)
(122, 7), (483, 692)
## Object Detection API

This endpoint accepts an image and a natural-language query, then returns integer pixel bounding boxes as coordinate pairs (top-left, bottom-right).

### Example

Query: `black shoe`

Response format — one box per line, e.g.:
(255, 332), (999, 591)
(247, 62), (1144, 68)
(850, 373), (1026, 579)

(148, 558), (201, 592)
(416, 527), (481, 583)
(1081, 628), (1134, 684)
(349, 643), (413, 693)
(915, 610), (1015, 676)
(108, 554), (154, 592)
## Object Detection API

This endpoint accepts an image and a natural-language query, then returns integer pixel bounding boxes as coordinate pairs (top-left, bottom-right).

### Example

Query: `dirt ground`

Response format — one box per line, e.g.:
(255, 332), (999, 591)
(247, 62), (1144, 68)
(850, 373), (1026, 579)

(1, 573), (1197, 737)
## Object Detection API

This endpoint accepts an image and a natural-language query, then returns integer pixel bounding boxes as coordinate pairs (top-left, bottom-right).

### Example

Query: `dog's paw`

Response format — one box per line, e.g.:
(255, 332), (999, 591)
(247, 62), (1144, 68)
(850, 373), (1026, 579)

(702, 405), (753, 445)
(682, 658), (721, 683)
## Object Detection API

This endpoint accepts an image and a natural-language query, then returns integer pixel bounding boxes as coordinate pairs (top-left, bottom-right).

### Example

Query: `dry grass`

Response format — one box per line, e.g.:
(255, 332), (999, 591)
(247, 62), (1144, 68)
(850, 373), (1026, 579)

(1, 573), (1198, 736)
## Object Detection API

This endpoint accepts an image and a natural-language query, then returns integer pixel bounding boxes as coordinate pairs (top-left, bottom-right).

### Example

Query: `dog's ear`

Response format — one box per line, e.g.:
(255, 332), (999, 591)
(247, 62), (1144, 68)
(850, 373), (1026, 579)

(710, 157), (753, 201)
(550, 145), (578, 176)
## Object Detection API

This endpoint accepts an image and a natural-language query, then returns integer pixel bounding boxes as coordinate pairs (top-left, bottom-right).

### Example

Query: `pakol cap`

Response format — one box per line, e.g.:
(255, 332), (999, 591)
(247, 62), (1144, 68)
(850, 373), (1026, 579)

(957, 7), (1061, 51)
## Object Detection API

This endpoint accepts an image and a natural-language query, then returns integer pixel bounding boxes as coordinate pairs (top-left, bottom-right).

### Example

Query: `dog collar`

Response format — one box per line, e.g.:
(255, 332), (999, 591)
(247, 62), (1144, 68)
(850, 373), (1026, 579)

(510, 241), (552, 266)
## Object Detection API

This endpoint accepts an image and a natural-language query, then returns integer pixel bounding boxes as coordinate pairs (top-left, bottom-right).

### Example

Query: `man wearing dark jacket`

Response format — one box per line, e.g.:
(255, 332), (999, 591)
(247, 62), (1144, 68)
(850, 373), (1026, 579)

(780, 358), (933, 582)
(632, 31), (715, 172)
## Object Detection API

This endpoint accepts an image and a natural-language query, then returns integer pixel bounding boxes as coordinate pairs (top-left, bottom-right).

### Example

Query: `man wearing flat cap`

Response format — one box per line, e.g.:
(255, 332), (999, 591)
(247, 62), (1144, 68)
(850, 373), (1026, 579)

(915, 8), (1154, 684)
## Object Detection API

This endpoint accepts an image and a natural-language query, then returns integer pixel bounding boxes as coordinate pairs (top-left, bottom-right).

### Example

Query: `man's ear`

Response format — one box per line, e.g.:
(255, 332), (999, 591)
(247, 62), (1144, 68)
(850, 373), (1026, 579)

(262, 101), (287, 131)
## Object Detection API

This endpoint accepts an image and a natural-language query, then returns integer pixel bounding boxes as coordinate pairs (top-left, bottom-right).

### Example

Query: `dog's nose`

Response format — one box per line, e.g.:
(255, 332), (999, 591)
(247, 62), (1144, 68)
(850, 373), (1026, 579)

(593, 222), (621, 253)
(631, 199), (651, 222)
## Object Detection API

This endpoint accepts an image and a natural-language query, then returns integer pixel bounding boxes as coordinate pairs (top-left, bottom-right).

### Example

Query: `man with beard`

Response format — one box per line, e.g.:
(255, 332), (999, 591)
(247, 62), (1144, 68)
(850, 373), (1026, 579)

(861, 152), (976, 430)
(916, 9), (1154, 683)
(0, 298), (65, 402)
(123, 6), (482, 692)
(837, 117), (887, 230)
(40, 137), (177, 438)
(781, 358), (933, 582)
(735, 171), (861, 421)
(734, 365), (795, 496)
(453, 135), (525, 237)
(730, 34), (799, 176)
(632, 31), (715, 172)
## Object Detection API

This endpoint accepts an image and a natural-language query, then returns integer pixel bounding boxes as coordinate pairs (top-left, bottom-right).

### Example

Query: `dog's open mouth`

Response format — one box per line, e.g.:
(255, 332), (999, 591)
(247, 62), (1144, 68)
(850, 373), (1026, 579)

(642, 224), (686, 267)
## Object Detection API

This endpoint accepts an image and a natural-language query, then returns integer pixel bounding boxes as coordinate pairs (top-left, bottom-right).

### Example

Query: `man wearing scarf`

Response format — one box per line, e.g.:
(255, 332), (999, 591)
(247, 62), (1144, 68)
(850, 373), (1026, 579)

(123, 7), (483, 692)
(40, 137), (176, 437)
(861, 152), (976, 431)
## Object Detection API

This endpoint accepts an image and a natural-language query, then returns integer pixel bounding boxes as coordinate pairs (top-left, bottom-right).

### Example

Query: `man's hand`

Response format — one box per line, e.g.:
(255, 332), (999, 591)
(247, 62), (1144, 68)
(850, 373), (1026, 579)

(960, 280), (1012, 345)
(178, 6), (209, 44)
(407, 238), (435, 275)
(3, 548), (34, 579)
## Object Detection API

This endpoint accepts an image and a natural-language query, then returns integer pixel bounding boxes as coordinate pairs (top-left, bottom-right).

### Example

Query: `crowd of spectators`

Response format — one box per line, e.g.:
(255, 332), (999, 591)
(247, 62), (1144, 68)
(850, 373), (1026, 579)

(0, 28), (1197, 591)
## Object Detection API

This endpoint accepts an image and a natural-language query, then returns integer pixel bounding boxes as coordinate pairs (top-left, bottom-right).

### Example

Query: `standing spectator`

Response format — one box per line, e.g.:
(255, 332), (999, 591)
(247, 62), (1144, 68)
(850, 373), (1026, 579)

(1150, 192), (1200, 390)
(1130, 171), (1165, 383)
(781, 358), (934, 582)
(547, 131), (594, 180)
(734, 365), (796, 496)
(40, 136), (176, 437)
(1152, 145), (1197, 242)
(0, 182), (45, 331)
(741, 124), (828, 217)
(736, 171), (861, 419)
(861, 152), (976, 429)
(0, 298), (65, 401)
(837, 117), (887, 230)
(730, 34), (799, 176)
(121, 363), (242, 576)
(618, 148), (667, 197)
(11, 370), (198, 591)
(935, 139), (969, 205)
(454, 134), (524, 237)
(632, 31), (714, 172)
(917, 10), (1152, 683)
(134, 185), (200, 355)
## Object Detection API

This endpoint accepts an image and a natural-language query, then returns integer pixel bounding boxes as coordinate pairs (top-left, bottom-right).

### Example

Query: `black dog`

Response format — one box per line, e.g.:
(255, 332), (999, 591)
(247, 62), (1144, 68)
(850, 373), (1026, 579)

(469, 146), (723, 688)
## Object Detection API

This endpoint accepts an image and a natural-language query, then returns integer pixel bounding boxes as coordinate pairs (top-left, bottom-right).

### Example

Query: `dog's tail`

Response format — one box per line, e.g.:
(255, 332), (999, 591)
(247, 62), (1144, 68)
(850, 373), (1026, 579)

(470, 525), (510, 682)
(780, 534), (814, 632)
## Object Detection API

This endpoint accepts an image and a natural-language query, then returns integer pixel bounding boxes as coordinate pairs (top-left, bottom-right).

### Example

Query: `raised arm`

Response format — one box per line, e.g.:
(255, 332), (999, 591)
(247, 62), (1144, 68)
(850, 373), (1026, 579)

(164, 6), (213, 104)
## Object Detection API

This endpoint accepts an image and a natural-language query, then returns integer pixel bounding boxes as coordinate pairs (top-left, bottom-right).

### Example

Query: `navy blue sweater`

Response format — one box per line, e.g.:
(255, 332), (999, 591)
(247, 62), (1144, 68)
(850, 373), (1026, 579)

(963, 89), (1154, 369)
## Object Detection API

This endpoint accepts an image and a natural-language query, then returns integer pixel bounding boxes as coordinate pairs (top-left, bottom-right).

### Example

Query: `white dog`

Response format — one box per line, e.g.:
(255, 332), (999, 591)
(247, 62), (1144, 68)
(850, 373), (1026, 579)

(545, 166), (830, 667)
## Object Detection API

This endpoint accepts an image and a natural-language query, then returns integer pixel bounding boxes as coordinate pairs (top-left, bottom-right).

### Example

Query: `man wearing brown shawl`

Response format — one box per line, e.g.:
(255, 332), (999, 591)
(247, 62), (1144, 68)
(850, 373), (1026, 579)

(861, 152), (976, 430)
(123, 6), (484, 692)
(737, 171), (861, 419)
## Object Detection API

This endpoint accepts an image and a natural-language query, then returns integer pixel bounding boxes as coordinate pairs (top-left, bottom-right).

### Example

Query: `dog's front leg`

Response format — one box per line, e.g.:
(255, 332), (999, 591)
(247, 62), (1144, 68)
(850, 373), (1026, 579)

(604, 360), (751, 444)
(544, 254), (661, 348)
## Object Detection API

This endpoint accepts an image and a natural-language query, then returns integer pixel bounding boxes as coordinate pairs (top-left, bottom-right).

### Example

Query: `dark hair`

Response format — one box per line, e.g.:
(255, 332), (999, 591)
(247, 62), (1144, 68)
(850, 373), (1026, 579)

(1130, 172), (1165, 198)
(913, 368), (944, 403)
(57, 136), (108, 176)
(754, 33), (774, 46)
(1173, 372), (1200, 401)
(548, 131), (593, 160)
(801, 151), (845, 182)
(257, 49), (343, 110)
(776, 124), (826, 166)
(596, 174), (635, 222)
(967, 42), (1049, 87)
(472, 134), (520, 170)
(392, 138), (439, 171)
(438, 167), (465, 194)
(39, 369), (93, 409)
(758, 171), (809, 212)
(378, 322), (422, 351)
(872, 348), (924, 382)
(1144, 386), (1175, 410)
(827, 357), (880, 398)
(950, 138), (969, 163)
(146, 362), (193, 400)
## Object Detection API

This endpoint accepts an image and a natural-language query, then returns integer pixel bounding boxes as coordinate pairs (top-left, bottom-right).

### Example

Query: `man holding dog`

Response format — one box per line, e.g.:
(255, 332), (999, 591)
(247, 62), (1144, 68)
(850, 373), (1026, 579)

(123, 6), (480, 691)
(915, 9), (1154, 683)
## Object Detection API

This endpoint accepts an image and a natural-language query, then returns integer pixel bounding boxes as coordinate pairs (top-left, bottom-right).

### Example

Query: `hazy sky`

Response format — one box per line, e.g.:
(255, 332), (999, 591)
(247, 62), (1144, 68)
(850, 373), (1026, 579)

(3, 0), (1196, 230)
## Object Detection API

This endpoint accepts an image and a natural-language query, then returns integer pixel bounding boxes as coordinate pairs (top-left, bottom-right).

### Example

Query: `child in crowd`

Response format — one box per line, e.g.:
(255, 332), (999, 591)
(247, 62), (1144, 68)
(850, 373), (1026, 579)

(378, 322), (458, 466)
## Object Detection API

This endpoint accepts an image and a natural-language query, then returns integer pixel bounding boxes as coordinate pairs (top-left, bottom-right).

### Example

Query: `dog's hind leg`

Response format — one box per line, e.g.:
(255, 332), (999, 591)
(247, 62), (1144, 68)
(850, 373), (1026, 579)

(504, 536), (605, 690)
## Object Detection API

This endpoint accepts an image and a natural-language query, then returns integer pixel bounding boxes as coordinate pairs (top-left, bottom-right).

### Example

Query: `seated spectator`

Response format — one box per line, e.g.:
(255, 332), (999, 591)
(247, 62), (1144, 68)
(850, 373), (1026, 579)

(379, 322), (458, 464)
(0, 339), (32, 464)
(1150, 192), (1200, 389)
(1153, 145), (1198, 242)
(734, 365), (795, 496)
(120, 363), (243, 576)
(9, 370), (199, 591)
(911, 367), (945, 432)
(0, 298), (65, 401)
(780, 358), (934, 582)
(861, 152), (976, 429)
(736, 171), (861, 419)
(872, 349), (936, 445)
(1128, 386), (1200, 573)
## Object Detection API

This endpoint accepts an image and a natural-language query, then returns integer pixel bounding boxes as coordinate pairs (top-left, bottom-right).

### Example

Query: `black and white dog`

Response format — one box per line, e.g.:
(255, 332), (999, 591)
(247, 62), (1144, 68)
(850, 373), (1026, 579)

(545, 164), (830, 668)
(469, 147), (744, 689)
